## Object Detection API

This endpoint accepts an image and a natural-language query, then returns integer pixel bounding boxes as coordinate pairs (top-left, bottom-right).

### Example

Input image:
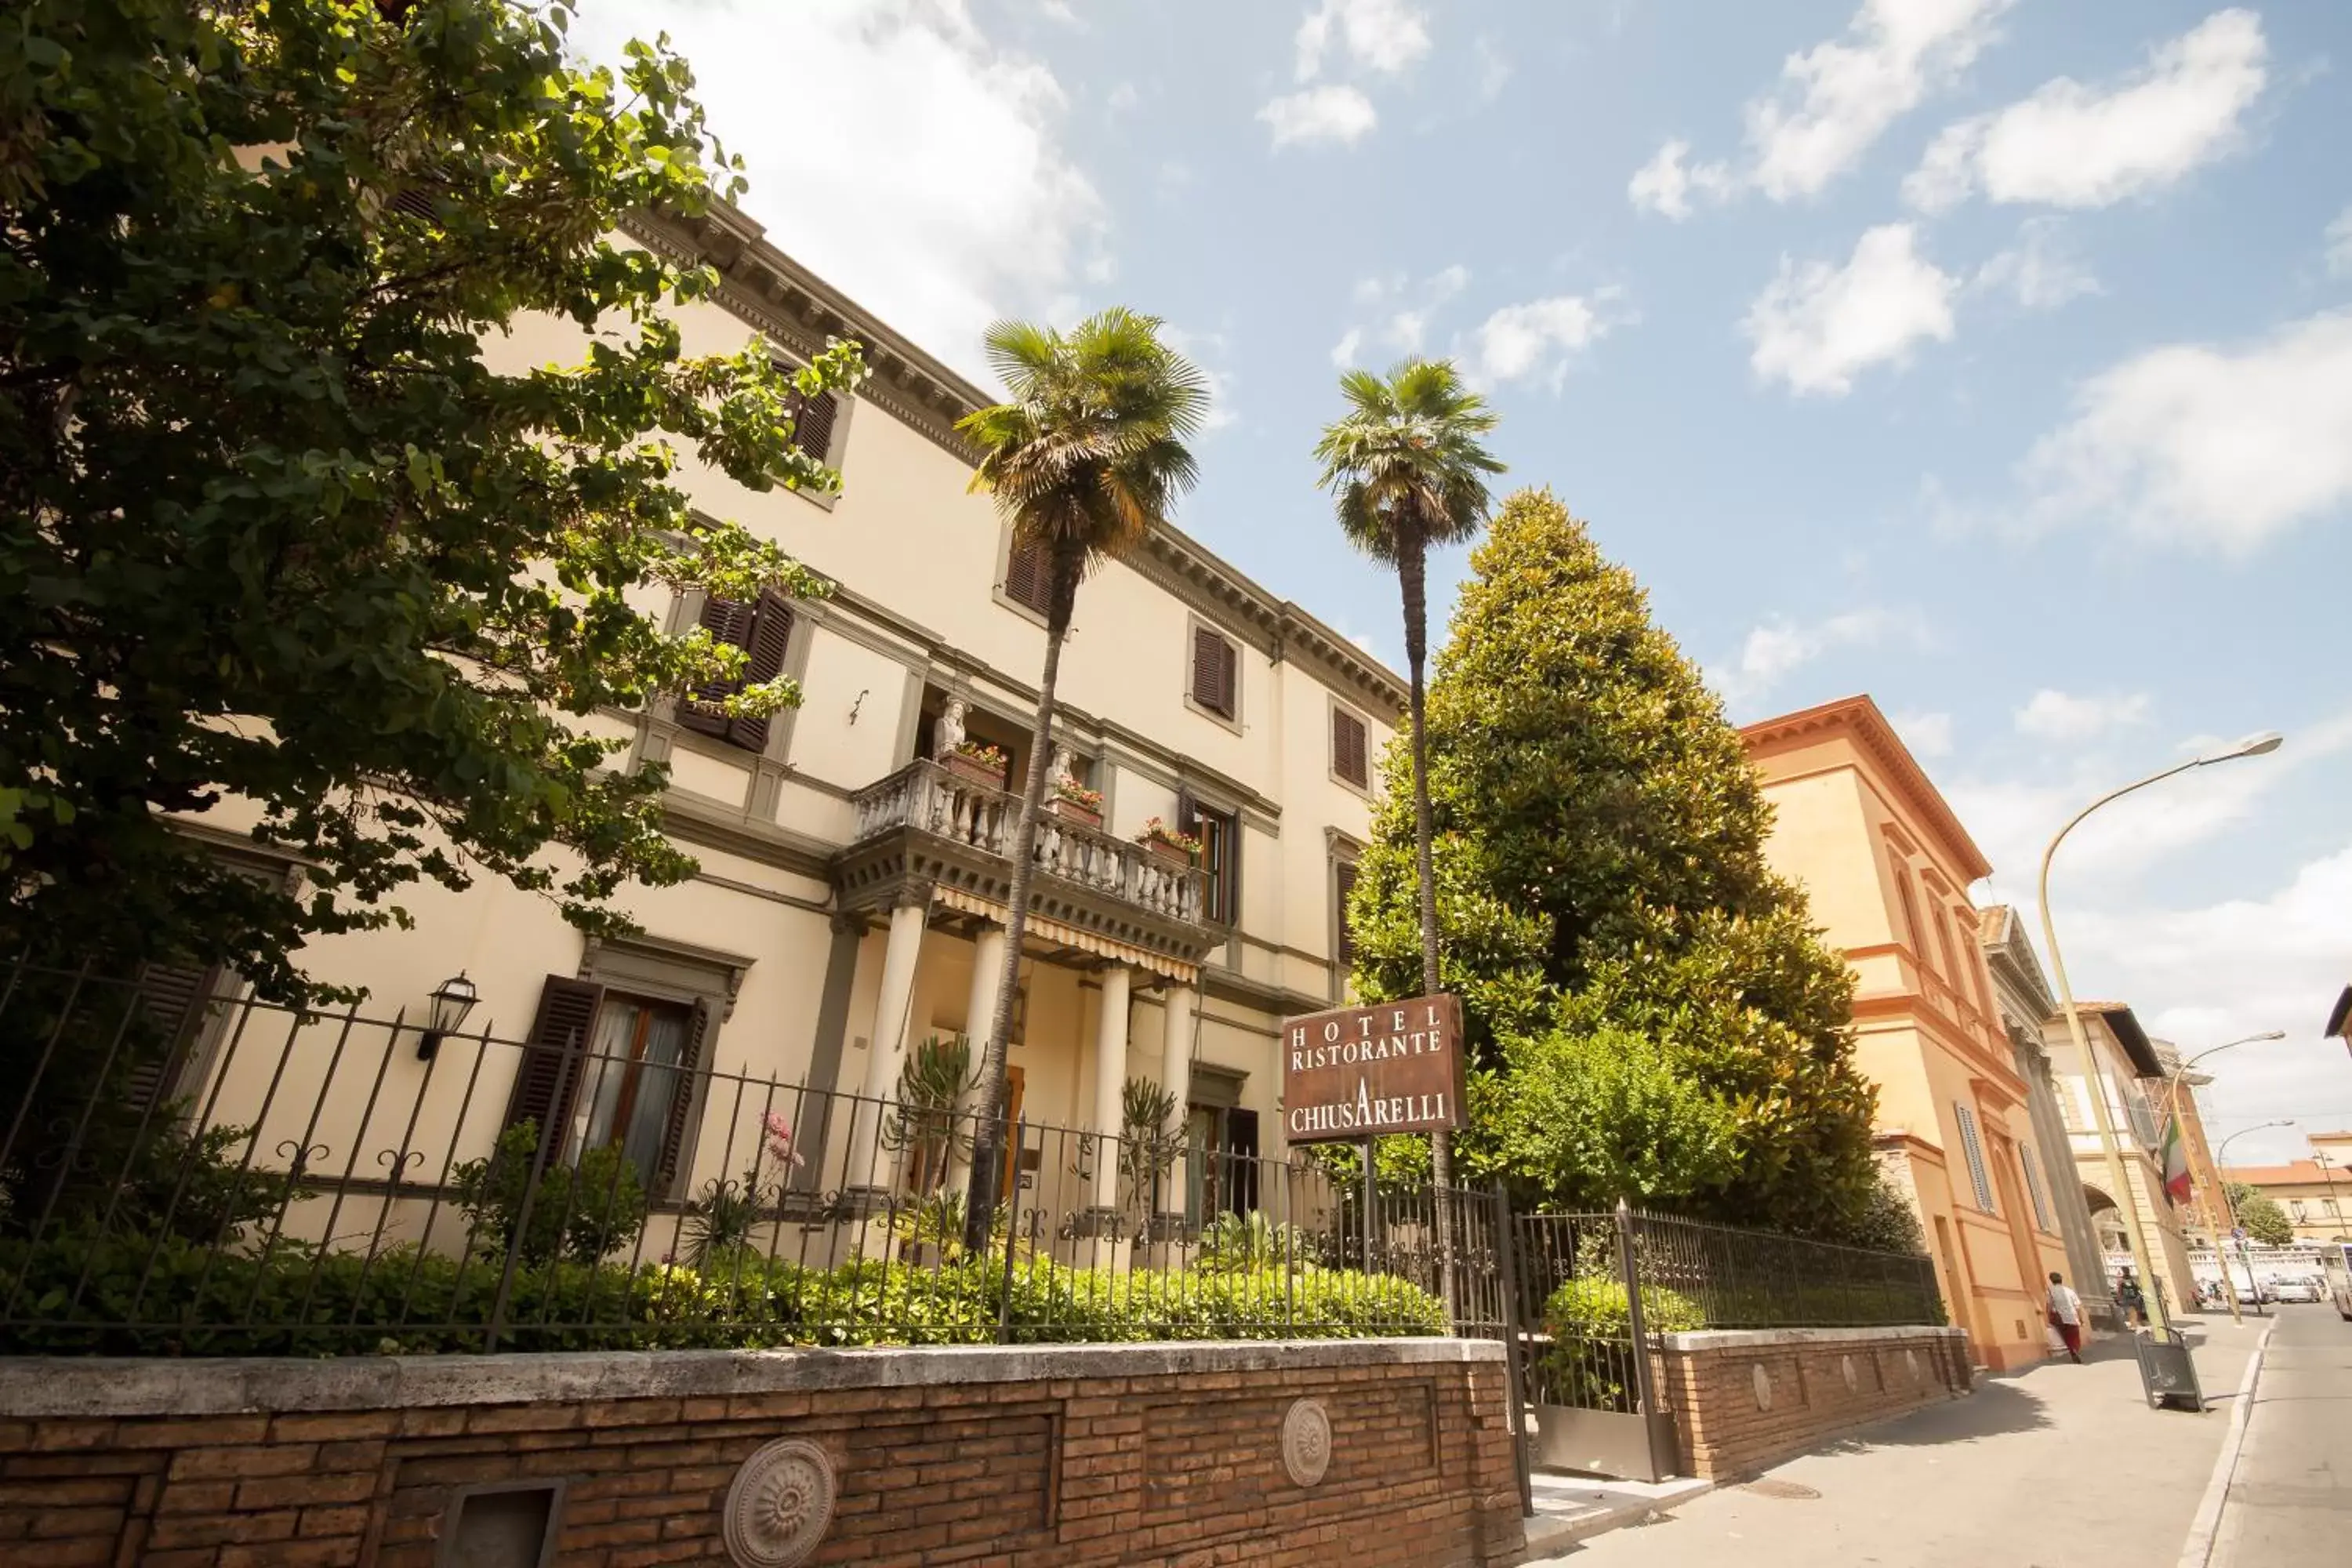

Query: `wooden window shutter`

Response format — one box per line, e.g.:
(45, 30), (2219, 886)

(651, 998), (713, 1196)
(724, 590), (795, 753)
(1174, 789), (1199, 840)
(124, 961), (220, 1113)
(503, 976), (604, 1163)
(681, 595), (757, 737)
(1004, 539), (1051, 615)
(1334, 863), (1359, 967)
(1191, 627), (1233, 717)
(1333, 708), (1368, 787)
(1225, 1109), (1258, 1213)
(789, 390), (838, 461)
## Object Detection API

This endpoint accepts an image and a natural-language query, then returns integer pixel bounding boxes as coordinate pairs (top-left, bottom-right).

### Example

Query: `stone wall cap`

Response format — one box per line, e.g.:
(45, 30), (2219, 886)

(1656, 1325), (1964, 1352)
(0, 1337), (1502, 1418)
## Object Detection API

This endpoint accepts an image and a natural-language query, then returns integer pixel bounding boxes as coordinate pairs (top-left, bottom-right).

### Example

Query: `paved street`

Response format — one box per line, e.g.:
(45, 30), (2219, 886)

(2209, 1305), (2352, 1566)
(1534, 1316), (2266, 1566)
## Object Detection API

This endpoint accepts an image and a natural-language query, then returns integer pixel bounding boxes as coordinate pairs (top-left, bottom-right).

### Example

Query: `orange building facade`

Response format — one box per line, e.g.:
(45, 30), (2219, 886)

(1744, 696), (2071, 1371)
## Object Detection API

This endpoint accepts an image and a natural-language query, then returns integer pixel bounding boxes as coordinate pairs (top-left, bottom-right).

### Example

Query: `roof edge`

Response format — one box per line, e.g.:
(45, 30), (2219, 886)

(1740, 694), (1994, 881)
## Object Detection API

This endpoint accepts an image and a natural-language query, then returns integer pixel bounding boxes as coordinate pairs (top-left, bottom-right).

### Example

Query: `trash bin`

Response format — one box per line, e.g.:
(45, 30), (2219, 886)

(2132, 1327), (2204, 1412)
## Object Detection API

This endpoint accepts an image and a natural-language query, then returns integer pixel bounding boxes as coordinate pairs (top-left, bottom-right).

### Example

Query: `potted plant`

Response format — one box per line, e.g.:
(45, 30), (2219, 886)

(1050, 776), (1105, 828)
(941, 739), (1009, 790)
(1137, 817), (1201, 869)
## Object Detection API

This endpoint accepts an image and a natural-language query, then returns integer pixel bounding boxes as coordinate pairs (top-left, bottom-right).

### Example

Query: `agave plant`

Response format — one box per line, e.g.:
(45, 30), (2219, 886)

(1118, 1077), (1181, 1215)
(1193, 1210), (1309, 1274)
(882, 1035), (981, 1196)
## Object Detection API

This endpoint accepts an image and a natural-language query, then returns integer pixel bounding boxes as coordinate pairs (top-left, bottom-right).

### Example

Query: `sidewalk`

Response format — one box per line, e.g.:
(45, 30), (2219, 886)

(1526, 1316), (2265, 1566)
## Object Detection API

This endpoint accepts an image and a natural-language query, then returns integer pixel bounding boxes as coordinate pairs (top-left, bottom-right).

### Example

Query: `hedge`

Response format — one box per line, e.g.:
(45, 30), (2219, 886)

(0, 1232), (1447, 1356)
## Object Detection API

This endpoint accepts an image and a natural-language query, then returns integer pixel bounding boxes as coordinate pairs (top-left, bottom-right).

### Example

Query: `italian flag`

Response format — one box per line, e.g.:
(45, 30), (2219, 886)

(2161, 1116), (2194, 1206)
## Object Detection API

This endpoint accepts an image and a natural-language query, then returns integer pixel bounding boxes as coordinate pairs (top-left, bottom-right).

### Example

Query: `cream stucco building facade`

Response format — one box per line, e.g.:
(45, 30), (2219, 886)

(1742, 696), (2070, 1371)
(160, 201), (1401, 1243)
(2038, 1002), (2198, 1312)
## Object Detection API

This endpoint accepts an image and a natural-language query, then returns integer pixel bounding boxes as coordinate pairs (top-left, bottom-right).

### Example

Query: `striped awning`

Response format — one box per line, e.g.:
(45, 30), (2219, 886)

(933, 884), (1199, 985)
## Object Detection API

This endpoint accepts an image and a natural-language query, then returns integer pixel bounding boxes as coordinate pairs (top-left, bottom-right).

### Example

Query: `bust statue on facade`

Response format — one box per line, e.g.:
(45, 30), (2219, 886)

(1051, 744), (1076, 790)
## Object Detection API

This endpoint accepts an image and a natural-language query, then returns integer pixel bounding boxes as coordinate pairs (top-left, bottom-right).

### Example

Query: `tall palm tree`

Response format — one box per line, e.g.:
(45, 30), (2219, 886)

(1313, 359), (1504, 1263)
(956, 309), (1208, 1251)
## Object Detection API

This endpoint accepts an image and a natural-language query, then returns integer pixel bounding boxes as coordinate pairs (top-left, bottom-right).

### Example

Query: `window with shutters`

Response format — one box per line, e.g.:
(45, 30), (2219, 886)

(788, 390), (840, 463)
(678, 588), (794, 753)
(2020, 1142), (2055, 1232)
(1954, 1102), (1996, 1212)
(1331, 705), (1370, 790)
(504, 975), (713, 1198)
(1001, 537), (1054, 619)
(1180, 794), (1240, 926)
(1333, 860), (1359, 971)
(1187, 622), (1239, 724)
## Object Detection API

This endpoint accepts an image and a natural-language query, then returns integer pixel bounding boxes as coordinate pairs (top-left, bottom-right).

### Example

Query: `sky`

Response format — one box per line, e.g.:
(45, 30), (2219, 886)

(572, 1), (2352, 1170)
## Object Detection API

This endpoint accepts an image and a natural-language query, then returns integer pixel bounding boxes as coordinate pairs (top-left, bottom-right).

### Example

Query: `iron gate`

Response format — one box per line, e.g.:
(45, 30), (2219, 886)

(1502, 1202), (1679, 1483)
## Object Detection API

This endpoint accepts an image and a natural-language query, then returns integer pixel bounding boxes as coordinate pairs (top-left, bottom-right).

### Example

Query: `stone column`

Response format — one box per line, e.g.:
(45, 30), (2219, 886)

(1090, 964), (1134, 1216)
(846, 896), (929, 1201)
(945, 922), (1007, 1195)
(1155, 982), (1199, 1233)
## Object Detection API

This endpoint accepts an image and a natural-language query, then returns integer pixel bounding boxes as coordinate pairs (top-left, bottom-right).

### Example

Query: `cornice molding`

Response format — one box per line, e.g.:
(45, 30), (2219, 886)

(1742, 695), (1992, 882)
(622, 200), (1410, 728)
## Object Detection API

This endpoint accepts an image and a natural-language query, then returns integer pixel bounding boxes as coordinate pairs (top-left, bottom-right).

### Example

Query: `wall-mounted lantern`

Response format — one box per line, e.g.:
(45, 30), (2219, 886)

(418, 971), (480, 1060)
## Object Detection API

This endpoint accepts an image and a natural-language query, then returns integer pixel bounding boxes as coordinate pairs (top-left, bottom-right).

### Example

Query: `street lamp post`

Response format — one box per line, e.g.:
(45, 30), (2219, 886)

(2216, 1121), (2295, 1316)
(2314, 1151), (2348, 1240)
(2038, 731), (2282, 1340)
(2161, 1031), (2285, 1326)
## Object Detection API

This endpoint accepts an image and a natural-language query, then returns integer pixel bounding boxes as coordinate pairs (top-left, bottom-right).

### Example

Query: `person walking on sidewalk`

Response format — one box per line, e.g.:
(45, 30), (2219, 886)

(2047, 1272), (2083, 1363)
(2115, 1270), (2147, 1327)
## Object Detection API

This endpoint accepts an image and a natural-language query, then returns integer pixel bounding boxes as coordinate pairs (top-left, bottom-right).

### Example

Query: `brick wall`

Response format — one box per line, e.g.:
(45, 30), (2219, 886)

(1655, 1326), (1971, 1480)
(0, 1341), (1526, 1568)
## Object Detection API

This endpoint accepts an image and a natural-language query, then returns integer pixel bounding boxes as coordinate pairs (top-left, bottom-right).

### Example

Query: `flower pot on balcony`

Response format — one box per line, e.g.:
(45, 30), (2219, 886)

(1050, 797), (1103, 829)
(942, 753), (1008, 792)
(1145, 838), (1196, 870)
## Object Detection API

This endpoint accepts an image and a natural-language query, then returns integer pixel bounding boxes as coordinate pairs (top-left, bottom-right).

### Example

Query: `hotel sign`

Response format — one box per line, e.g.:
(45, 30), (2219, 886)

(1280, 993), (1465, 1143)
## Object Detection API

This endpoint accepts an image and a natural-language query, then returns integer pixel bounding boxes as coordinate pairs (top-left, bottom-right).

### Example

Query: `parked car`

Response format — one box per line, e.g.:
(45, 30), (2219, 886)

(2235, 1278), (2272, 1305)
(2270, 1276), (2323, 1304)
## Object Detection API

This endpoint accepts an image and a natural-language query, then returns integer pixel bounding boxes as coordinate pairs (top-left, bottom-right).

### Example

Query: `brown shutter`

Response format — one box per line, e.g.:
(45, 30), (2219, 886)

(789, 390), (838, 461)
(1004, 539), (1051, 615)
(1334, 863), (1359, 967)
(123, 961), (220, 1112)
(1192, 627), (1233, 716)
(1174, 789), (1199, 841)
(1333, 708), (1367, 787)
(651, 998), (713, 1196)
(1219, 637), (1237, 717)
(680, 595), (756, 737)
(503, 975), (604, 1164)
(724, 590), (795, 753)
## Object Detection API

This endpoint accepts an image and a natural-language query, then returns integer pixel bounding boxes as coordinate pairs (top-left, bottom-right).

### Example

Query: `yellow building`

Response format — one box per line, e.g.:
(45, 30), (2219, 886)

(2039, 1004), (2198, 1309)
(2227, 1131), (2352, 1243)
(1743, 695), (2070, 1371)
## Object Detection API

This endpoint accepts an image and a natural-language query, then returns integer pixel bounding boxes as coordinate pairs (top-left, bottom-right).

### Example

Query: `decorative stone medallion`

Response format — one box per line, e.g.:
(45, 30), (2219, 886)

(723, 1439), (837, 1568)
(1281, 1397), (1333, 1487)
(1840, 1355), (1858, 1393)
(1751, 1363), (1773, 1411)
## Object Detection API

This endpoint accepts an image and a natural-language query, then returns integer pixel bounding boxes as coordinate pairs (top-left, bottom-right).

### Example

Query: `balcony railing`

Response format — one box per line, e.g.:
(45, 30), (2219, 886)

(850, 759), (1204, 926)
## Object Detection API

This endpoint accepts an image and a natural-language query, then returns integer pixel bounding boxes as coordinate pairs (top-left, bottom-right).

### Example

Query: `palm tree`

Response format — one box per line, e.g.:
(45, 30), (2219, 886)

(955, 309), (1208, 1251)
(1313, 359), (1503, 1272)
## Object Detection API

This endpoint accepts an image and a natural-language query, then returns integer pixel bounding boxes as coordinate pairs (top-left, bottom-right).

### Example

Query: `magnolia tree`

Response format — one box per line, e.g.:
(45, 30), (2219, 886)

(1347, 489), (1882, 1239)
(0, 0), (862, 1001)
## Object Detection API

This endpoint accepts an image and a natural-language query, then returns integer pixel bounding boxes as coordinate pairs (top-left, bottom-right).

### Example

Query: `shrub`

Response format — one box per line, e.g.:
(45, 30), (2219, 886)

(450, 1123), (648, 1266)
(1193, 1210), (1312, 1273)
(1534, 1276), (1704, 1413)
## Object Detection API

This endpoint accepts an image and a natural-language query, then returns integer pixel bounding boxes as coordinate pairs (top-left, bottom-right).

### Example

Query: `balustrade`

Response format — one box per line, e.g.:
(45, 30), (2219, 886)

(850, 760), (1204, 926)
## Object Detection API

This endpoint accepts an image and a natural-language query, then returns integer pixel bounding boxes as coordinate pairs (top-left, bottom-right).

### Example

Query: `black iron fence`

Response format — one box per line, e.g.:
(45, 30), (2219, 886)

(0, 964), (1495, 1354)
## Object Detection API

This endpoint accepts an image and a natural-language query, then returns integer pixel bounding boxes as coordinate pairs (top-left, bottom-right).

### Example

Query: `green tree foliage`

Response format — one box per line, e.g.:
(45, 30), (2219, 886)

(1348, 488), (1879, 1236)
(0, 0), (864, 1001)
(2224, 1183), (2296, 1247)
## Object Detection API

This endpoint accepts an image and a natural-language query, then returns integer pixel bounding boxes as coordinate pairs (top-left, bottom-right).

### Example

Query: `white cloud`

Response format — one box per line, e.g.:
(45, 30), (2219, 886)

(1708, 607), (1911, 711)
(1260, 84), (1379, 147)
(1904, 9), (2267, 213)
(1295, 0), (1432, 82)
(2014, 689), (2154, 742)
(569, 0), (1102, 386)
(1160, 326), (1236, 433)
(1893, 710), (1956, 757)
(2016, 309), (2352, 553)
(2327, 205), (2352, 278)
(1473, 34), (1512, 103)
(1627, 139), (1734, 221)
(1625, 0), (2012, 216)
(1749, 0), (2016, 201)
(1973, 217), (2103, 310)
(1471, 294), (1613, 389)
(1341, 265), (1469, 357)
(1744, 223), (1958, 397)
(1105, 80), (1139, 114)
(1330, 327), (1365, 368)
